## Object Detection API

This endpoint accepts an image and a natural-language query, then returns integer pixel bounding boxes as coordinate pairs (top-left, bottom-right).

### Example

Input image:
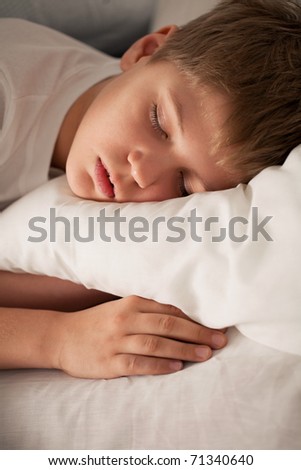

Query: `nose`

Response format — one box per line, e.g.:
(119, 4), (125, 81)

(127, 149), (167, 189)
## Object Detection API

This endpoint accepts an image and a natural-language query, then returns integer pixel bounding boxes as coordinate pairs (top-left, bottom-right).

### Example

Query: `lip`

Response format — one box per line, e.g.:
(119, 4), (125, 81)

(94, 158), (115, 198)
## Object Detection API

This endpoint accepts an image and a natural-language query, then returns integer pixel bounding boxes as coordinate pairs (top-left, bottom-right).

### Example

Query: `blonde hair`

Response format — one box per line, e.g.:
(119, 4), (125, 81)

(152, 0), (301, 181)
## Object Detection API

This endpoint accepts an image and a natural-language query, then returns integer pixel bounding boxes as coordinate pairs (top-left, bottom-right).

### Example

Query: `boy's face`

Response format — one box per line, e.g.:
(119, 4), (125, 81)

(66, 30), (239, 203)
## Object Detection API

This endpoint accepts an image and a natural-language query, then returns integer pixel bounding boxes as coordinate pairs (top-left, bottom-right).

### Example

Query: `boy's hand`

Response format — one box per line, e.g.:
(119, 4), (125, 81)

(55, 295), (227, 379)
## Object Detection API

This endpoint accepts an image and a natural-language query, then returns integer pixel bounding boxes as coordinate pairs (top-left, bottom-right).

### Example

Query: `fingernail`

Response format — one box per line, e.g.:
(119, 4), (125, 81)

(212, 333), (226, 348)
(195, 346), (211, 360)
(169, 361), (183, 371)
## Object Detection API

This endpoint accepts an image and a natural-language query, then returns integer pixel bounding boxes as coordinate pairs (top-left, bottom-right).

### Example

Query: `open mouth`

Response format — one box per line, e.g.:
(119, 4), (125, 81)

(95, 158), (115, 198)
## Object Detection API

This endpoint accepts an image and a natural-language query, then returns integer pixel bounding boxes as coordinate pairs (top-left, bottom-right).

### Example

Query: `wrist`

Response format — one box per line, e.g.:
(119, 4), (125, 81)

(0, 307), (65, 370)
(43, 310), (68, 371)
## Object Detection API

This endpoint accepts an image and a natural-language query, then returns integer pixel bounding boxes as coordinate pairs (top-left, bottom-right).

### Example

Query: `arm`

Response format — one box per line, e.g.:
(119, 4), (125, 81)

(0, 270), (117, 312)
(0, 296), (227, 378)
(0, 305), (59, 369)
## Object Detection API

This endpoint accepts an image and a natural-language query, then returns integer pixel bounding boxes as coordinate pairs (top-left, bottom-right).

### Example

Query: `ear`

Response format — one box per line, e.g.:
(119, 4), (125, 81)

(120, 25), (178, 71)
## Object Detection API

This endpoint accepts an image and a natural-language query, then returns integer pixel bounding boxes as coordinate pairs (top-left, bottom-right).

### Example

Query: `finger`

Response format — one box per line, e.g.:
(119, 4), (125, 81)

(129, 313), (227, 350)
(219, 327), (228, 333)
(120, 334), (213, 363)
(121, 295), (186, 317)
(113, 353), (184, 377)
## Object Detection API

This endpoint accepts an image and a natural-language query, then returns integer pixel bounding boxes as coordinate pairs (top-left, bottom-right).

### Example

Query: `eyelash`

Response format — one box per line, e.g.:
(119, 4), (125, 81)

(150, 103), (168, 140)
(150, 103), (189, 197)
(178, 172), (189, 197)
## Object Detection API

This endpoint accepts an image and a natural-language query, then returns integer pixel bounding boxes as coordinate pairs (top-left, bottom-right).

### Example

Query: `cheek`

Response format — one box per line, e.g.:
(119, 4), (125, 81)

(97, 85), (147, 142)
(139, 182), (179, 202)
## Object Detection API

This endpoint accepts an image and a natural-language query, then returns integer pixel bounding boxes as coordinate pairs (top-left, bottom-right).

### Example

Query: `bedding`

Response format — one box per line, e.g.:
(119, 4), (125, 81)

(1, 0), (301, 452)
(0, 0), (154, 57)
(1, 328), (301, 450)
(1, 146), (301, 357)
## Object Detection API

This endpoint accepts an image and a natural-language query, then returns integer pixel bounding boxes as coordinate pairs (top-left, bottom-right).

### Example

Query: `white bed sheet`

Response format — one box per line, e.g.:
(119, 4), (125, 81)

(1, 328), (300, 450)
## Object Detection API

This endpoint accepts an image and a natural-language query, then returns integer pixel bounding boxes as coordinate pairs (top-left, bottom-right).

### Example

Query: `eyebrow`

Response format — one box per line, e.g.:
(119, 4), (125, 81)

(167, 88), (184, 133)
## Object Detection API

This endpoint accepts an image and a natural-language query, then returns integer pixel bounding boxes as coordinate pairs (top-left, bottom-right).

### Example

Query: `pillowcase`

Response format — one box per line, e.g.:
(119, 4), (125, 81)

(1, 146), (301, 356)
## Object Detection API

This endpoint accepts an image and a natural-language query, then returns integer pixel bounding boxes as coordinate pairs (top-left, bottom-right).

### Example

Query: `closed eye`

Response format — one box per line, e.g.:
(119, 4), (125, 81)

(178, 172), (190, 197)
(150, 103), (168, 140)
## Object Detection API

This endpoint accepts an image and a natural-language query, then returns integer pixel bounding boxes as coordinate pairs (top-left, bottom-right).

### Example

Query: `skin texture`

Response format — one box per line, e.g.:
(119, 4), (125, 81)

(55, 26), (239, 203)
(0, 279), (227, 379)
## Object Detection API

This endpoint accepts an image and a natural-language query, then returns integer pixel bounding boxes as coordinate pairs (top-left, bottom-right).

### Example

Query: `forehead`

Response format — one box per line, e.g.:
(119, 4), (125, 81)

(164, 69), (236, 189)
(150, 60), (231, 143)
(140, 60), (240, 190)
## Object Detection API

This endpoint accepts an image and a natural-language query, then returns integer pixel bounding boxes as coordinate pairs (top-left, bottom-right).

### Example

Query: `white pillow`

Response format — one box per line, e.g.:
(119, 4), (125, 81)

(1, 146), (301, 356)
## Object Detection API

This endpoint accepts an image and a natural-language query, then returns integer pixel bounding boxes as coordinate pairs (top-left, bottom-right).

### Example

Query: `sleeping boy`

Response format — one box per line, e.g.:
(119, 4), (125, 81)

(1, 0), (301, 378)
